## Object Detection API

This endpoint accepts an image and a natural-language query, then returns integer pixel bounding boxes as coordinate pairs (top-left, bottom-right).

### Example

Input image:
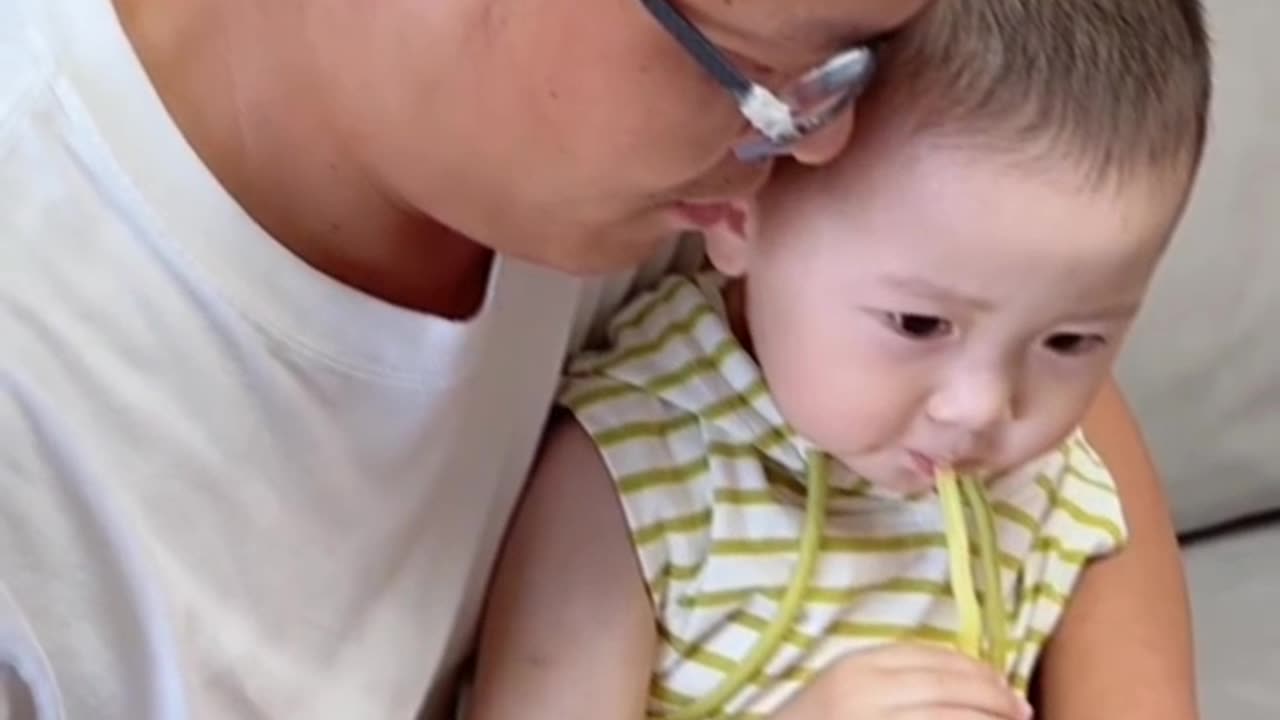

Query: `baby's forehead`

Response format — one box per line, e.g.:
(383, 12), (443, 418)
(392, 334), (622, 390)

(778, 138), (1179, 286)
(815, 127), (1184, 230)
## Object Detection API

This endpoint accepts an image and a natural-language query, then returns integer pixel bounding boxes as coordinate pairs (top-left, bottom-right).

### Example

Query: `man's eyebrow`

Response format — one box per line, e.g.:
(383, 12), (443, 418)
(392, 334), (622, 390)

(878, 274), (993, 311)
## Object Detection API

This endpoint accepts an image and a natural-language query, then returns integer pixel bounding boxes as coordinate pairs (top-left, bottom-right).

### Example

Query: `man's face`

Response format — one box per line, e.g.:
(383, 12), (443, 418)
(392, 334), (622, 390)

(328, 0), (930, 275)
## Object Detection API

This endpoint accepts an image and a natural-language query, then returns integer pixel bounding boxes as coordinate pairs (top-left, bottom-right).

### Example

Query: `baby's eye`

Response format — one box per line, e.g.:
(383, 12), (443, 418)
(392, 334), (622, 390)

(1044, 332), (1107, 356)
(882, 312), (953, 340)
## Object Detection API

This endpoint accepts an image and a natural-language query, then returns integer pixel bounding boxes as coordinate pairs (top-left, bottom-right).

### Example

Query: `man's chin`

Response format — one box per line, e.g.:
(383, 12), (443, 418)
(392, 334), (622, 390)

(501, 244), (663, 278)
(509, 228), (687, 278)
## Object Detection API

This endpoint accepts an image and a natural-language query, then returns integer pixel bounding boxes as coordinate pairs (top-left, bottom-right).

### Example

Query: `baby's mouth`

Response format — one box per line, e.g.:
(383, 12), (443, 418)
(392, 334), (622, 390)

(908, 449), (939, 478)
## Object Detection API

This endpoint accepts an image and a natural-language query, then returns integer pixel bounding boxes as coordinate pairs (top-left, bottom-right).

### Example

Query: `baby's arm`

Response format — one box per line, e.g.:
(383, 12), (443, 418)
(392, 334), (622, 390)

(1030, 384), (1198, 720)
(465, 416), (657, 720)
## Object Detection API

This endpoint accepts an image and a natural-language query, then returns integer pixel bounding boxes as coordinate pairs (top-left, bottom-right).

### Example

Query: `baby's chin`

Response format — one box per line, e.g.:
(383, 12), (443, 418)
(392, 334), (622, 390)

(836, 459), (939, 499)
(866, 470), (938, 498)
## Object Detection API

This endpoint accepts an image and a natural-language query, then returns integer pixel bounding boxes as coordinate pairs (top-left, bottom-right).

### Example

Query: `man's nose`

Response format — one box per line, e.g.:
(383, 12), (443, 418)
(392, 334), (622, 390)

(787, 107), (855, 166)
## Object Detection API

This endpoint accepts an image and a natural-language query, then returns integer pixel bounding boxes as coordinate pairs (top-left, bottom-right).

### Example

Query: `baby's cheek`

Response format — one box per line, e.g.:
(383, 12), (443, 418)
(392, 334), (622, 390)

(771, 361), (911, 454)
(999, 403), (1092, 471)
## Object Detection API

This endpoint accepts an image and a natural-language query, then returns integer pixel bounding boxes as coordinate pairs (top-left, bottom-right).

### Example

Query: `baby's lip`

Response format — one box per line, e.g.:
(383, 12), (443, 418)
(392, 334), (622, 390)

(907, 450), (939, 478)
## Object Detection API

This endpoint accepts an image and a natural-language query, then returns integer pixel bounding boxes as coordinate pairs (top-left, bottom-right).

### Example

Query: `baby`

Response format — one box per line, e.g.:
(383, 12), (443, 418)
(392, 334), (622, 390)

(469, 0), (1210, 718)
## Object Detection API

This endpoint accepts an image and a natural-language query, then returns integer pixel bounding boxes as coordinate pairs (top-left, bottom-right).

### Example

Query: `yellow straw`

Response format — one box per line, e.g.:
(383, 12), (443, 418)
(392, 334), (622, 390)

(936, 467), (984, 660)
(665, 451), (830, 720)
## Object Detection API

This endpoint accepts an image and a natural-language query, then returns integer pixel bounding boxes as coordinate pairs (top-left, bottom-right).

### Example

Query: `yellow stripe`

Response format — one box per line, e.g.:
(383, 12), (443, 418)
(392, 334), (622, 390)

(730, 609), (822, 653)
(653, 558), (705, 597)
(573, 335), (742, 414)
(680, 577), (953, 609)
(633, 509), (713, 547)
(1035, 475), (1125, 545)
(619, 456), (710, 495)
(716, 488), (779, 506)
(1023, 580), (1069, 609)
(761, 464), (810, 500)
(560, 378), (644, 412)
(709, 442), (773, 463)
(593, 304), (717, 375)
(1065, 464), (1118, 496)
(659, 623), (738, 675)
(644, 338), (738, 394)
(712, 532), (947, 556)
(1031, 533), (1092, 566)
(610, 276), (689, 336)
(650, 573), (670, 600)
(649, 679), (696, 708)
(1011, 631), (1051, 691)
(991, 500), (1040, 537)
(590, 382), (770, 448)
(758, 458), (868, 501)
(595, 413), (699, 448)
(662, 613), (950, 688)
(704, 533), (1024, 574)
(1025, 628), (1050, 646)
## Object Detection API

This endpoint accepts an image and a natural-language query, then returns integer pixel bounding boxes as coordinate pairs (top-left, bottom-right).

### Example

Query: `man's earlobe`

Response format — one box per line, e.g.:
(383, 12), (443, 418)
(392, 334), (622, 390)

(702, 200), (757, 277)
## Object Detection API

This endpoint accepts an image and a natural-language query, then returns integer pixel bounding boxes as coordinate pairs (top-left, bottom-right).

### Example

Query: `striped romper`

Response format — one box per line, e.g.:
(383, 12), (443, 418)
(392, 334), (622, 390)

(560, 273), (1128, 719)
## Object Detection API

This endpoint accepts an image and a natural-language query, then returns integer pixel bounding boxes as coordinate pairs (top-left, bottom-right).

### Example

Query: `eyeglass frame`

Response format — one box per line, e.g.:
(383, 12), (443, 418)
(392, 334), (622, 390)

(638, 0), (881, 161)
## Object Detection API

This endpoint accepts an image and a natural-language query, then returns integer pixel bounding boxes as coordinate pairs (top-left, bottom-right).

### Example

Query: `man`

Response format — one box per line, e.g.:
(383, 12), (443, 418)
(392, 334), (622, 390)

(0, 0), (1196, 718)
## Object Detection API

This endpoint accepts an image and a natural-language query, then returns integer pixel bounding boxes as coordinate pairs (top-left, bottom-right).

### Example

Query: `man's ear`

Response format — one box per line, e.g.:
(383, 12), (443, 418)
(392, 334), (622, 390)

(703, 200), (758, 278)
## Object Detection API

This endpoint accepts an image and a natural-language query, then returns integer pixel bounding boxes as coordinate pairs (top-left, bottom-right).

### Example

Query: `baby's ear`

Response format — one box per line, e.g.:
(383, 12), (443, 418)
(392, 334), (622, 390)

(702, 200), (758, 278)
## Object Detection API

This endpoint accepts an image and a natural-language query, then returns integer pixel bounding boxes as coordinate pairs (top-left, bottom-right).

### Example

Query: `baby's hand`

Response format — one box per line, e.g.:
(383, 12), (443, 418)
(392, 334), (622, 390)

(778, 644), (1033, 720)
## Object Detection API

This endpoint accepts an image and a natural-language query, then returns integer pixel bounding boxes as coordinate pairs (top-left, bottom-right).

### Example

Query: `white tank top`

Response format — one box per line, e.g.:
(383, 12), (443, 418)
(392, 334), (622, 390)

(0, 0), (700, 717)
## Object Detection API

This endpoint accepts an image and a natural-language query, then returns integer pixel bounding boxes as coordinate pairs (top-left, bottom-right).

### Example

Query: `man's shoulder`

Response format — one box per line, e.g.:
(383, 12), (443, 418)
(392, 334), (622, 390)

(0, 0), (53, 123)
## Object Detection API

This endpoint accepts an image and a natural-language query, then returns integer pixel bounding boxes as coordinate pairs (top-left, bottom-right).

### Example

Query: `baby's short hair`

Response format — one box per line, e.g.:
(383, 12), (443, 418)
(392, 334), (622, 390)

(876, 0), (1212, 182)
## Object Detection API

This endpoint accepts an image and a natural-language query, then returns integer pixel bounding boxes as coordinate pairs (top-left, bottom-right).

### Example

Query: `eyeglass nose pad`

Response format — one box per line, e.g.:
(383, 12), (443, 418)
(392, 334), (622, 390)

(732, 102), (856, 164)
(733, 136), (785, 163)
(788, 107), (855, 166)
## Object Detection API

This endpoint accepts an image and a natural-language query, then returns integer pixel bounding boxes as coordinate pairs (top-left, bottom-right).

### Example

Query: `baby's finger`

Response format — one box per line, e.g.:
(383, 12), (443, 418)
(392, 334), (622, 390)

(856, 643), (1010, 685)
(888, 710), (1031, 720)
(881, 668), (1033, 720)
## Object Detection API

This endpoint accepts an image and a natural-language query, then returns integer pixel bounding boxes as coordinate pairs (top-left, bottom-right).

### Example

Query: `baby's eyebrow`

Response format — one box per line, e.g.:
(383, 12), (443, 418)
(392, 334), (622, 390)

(879, 274), (993, 312)
(1071, 301), (1143, 322)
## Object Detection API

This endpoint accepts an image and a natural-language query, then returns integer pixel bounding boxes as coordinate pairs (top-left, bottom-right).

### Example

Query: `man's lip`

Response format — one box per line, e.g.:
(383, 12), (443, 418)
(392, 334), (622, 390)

(671, 200), (748, 237)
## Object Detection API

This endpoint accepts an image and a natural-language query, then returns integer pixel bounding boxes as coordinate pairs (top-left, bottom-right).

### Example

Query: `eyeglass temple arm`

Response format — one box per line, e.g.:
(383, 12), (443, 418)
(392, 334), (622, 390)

(638, 0), (755, 100)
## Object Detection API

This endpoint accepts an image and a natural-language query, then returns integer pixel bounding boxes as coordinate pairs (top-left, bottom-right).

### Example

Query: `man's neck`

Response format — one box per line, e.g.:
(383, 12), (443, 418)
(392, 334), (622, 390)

(113, 0), (493, 319)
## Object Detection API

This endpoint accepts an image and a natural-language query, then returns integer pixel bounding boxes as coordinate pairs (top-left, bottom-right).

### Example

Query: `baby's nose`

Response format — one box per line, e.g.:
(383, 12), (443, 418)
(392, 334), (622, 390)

(927, 373), (1012, 436)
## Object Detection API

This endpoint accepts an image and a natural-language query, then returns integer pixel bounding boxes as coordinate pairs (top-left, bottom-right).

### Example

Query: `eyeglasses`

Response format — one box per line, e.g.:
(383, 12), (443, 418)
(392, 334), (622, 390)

(639, 0), (879, 162)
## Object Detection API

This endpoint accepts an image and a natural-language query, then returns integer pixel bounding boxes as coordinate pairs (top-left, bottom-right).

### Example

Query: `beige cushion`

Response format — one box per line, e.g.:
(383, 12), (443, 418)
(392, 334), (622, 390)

(1116, 0), (1280, 532)
(1184, 524), (1280, 718)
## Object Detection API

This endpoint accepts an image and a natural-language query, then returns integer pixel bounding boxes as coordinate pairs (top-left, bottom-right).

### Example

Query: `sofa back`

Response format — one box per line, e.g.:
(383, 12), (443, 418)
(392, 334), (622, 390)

(1117, 0), (1280, 533)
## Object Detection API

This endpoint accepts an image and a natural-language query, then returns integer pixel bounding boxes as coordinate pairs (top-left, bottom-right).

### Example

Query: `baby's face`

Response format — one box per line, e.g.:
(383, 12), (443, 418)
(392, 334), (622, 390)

(719, 135), (1185, 494)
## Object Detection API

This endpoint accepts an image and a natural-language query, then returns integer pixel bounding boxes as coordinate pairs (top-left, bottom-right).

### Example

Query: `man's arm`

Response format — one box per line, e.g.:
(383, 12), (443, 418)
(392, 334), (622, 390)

(1033, 377), (1198, 719)
(465, 418), (657, 720)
